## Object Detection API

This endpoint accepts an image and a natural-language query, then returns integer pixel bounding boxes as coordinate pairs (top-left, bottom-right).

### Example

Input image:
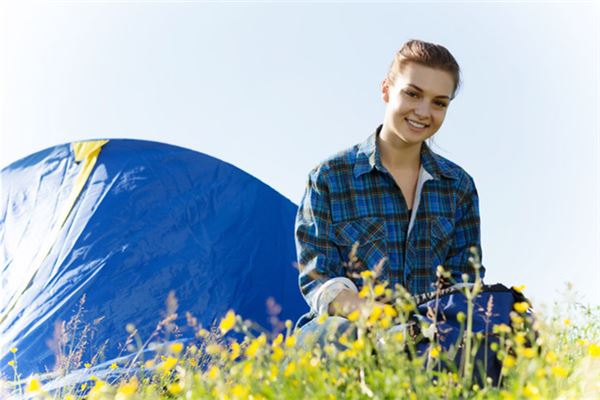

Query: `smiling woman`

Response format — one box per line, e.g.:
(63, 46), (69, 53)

(294, 39), (485, 344)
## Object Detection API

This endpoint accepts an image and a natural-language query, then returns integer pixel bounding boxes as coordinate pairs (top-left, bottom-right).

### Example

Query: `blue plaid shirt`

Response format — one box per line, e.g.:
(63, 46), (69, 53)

(295, 125), (485, 324)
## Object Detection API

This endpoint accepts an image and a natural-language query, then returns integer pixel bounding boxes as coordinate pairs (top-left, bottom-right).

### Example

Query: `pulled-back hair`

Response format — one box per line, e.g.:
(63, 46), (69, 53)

(387, 39), (462, 99)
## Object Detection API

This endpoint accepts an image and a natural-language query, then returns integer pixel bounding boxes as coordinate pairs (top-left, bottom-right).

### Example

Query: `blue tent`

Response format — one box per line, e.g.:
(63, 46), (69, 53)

(0, 140), (307, 379)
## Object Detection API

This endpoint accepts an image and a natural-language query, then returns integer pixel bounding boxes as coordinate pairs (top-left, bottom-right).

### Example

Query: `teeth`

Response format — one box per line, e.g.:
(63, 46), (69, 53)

(406, 119), (427, 129)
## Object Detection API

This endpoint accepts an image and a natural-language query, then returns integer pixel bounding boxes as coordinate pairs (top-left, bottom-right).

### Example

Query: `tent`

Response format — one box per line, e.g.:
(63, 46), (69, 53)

(0, 140), (306, 379)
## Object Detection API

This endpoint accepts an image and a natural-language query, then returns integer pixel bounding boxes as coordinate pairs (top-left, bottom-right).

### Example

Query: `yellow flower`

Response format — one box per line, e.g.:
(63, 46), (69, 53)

(523, 383), (540, 399)
(219, 310), (237, 334)
(284, 362), (296, 377)
(352, 337), (365, 351)
(272, 346), (284, 362)
(368, 305), (383, 324)
(10, 347), (17, 353)
(317, 313), (328, 324)
(231, 384), (249, 398)
(245, 335), (266, 358)
(456, 312), (466, 323)
(588, 343), (600, 357)
(493, 323), (512, 334)
(374, 284), (385, 297)
(159, 356), (177, 374)
(563, 318), (571, 326)
(551, 365), (568, 378)
(80, 383), (88, 391)
(26, 378), (42, 393)
(170, 342), (184, 354)
(168, 382), (183, 395)
(144, 360), (154, 369)
(380, 317), (392, 329)
(347, 309), (360, 322)
(545, 351), (557, 363)
(7, 360), (15, 367)
(269, 365), (279, 380)
(285, 335), (296, 348)
(110, 362), (118, 370)
(522, 347), (536, 359)
(503, 355), (516, 368)
(513, 302), (529, 313)
(207, 366), (220, 380)
(360, 270), (373, 279)
(400, 302), (415, 312)
(84, 362), (92, 368)
(285, 320), (293, 330)
(383, 304), (397, 318)
(512, 285), (526, 293)
(117, 377), (138, 396)
(394, 332), (404, 342)
(358, 286), (370, 299)
(430, 345), (441, 358)
(242, 363), (253, 377)
(230, 341), (241, 361)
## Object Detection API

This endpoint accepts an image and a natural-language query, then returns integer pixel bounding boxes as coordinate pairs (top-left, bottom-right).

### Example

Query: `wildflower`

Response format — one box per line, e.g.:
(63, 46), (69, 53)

(374, 284), (385, 297)
(512, 285), (526, 293)
(368, 305), (383, 324)
(394, 332), (404, 342)
(284, 362), (296, 377)
(456, 312), (466, 323)
(269, 365), (279, 380)
(10, 348), (17, 353)
(168, 382), (183, 395)
(545, 351), (557, 363)
(230, 341), (241, 361)
(563, 318), (571, 326)
(551, 365), (568, 378)
(513, 302), (529, 313)
(159, 356), (177, 374)
(219, 310), (237, 334)
(380, 317), (392, 329)
(430, 345), (441, 358)
(80, 383), (88, 391)
(358, 286), (370, 298)
(285, 320), (293, 330)
(360, 270), (373, 279)
(110, 362), (118, 370)
(522, 347), (536, 359)
(243, 363), (253, 377)
(503, 355), (516, 368)
(383, 304), (397, 318)
(352, 337), (365, 351)
(523, 383), (540, 399)
(347, 309), (360, 322)
(207, 366), (219, 380)
(494, 323), (512, 334)
(117, 378), (138, 396)
(588, 343), (600, 357)
(84, 362), (92, 368)
(317, 313), (328, 324)
(197, 328), (210, 338)
(26, 378), (42, 393)
(285, 335), (296, 348)
(231, 384), (249, 398)
(170, 342), (184, 354)
(246, 335), (266, 358)
(400, 302), (414, 312)
(7, 360), (14, 367)
(272, 346), (284, 362)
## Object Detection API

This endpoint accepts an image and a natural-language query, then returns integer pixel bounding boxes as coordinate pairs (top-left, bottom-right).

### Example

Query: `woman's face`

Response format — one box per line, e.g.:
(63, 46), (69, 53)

(381, 62), (455, 147)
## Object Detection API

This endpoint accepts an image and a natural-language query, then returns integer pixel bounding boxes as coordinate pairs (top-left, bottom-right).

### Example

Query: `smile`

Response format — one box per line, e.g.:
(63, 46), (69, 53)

(405, 118), (429, 129)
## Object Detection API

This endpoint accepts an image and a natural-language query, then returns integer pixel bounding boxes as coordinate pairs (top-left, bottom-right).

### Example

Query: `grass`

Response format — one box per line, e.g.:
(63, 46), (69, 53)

(2, 256), (599, 399)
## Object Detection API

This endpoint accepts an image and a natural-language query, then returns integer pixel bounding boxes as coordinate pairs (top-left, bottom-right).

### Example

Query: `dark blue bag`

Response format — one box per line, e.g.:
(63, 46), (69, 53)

(410, 283), (534, 385)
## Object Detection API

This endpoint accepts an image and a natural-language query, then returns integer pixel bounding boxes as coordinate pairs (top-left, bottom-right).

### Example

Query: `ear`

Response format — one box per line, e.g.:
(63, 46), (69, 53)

(381, 79), (390, 103)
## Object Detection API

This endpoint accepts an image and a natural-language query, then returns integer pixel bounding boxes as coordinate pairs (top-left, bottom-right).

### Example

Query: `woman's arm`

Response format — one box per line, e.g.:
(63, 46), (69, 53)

(445, 175), (486, 283)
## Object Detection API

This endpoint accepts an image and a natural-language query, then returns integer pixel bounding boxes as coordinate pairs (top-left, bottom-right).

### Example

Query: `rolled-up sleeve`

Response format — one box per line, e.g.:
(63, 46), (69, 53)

(445, 175), (486, 283)
(295, 167), (346, 314)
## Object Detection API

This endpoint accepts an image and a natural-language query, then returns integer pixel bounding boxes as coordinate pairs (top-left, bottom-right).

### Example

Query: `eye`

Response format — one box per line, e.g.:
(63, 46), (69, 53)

(402, 90), (418, 98)
(434, 101), (448, 108)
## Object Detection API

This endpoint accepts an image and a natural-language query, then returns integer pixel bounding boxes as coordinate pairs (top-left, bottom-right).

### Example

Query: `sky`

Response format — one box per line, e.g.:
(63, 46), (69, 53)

(1, 1), (599, 309)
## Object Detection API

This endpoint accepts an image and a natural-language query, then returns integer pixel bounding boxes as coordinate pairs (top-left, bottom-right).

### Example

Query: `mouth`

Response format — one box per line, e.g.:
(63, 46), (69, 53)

(405, 118), (429, 130)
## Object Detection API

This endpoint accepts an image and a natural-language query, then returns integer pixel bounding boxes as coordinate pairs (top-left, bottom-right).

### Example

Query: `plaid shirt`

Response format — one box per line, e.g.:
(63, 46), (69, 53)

(295, 125), (485, 324)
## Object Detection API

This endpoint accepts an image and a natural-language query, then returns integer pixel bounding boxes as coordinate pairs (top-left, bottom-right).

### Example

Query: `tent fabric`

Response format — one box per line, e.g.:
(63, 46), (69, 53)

(0, 140), (306, 378)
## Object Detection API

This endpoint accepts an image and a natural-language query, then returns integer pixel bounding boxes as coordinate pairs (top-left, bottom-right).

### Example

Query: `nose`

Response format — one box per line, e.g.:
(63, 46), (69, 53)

(414, 100), (431, 120)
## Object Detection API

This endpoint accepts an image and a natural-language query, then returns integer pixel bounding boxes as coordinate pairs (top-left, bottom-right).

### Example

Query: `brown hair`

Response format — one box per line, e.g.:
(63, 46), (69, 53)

(386, 39), (462, 100)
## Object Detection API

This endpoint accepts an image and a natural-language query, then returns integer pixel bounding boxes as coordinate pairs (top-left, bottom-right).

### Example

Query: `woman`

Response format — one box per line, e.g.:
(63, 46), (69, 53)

(294, 39), (485, 343)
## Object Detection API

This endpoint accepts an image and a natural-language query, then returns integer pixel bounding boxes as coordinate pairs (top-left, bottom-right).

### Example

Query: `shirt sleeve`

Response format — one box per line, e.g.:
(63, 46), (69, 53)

(295, 167), (348, 314)
(445, 175), (486, 284)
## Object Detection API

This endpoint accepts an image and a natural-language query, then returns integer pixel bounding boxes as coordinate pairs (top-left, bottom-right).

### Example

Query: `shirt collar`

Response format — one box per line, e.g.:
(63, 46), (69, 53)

(353, 125), (457, 180)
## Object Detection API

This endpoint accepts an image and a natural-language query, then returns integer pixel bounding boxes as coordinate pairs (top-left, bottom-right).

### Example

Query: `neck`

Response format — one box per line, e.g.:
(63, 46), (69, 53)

(378, 126), (422, 171)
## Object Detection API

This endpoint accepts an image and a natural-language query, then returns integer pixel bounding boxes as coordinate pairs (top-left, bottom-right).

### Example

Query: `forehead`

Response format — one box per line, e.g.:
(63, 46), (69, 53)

(395, 63), (455, 98)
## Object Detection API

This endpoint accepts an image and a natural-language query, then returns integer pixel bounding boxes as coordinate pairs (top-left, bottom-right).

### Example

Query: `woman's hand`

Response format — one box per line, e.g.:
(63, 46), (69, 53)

(328, 288), (387, 318)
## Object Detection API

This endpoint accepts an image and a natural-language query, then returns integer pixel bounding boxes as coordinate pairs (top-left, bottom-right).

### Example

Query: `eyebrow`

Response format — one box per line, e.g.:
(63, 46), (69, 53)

(407, 84), (451, 100)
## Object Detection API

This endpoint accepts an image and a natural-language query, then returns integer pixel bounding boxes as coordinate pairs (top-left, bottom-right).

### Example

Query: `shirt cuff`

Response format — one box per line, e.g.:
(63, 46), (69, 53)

(311, 277), (358, 316)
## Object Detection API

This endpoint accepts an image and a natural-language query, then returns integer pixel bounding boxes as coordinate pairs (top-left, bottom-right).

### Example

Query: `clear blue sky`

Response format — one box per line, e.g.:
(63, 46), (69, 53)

(1, 1), (598, 308)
